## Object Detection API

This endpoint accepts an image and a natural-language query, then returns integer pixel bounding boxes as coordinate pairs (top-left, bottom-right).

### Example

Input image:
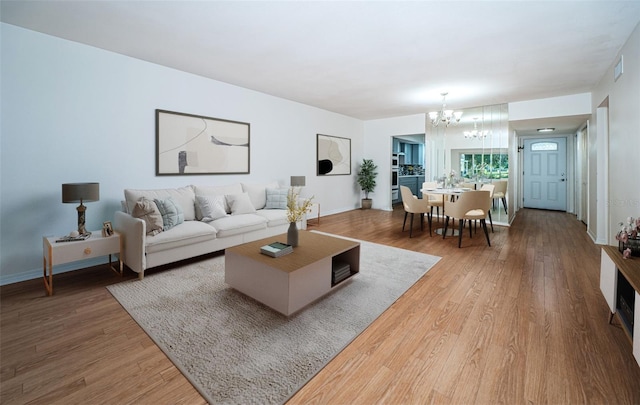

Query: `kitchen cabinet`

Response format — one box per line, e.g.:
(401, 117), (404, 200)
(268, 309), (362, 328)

(399, 176), (426, 201)
(401, 143), (413, 164)
(393, 138), (401, 154)
(399, 142), (424, 166)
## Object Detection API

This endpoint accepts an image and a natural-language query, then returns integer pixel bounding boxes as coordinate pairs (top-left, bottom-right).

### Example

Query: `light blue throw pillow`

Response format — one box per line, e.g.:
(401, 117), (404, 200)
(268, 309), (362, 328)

(154, 197), (185, 230)
(265, 188), (289, 209)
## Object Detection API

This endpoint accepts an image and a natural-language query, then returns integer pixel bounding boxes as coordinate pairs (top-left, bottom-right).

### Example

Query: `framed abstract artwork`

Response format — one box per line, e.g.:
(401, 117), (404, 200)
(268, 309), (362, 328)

(316, 134), (351, 176)
(156, 109), (250, 175)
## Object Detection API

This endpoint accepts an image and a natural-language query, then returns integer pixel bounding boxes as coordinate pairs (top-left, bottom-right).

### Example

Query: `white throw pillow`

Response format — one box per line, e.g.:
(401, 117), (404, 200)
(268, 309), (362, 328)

(196, 195), (228, 222)
(225, 192), (257, 215)
(241, 181), (279, 210)
(265, 188), (289, 209)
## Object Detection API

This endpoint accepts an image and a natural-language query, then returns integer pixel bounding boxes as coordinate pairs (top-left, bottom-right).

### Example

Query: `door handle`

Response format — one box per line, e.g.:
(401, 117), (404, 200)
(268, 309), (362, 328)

(560, 179), (565, 182)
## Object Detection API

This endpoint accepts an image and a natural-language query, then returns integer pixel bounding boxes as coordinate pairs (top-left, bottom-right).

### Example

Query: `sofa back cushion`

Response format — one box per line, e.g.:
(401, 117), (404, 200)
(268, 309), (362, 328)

(125, 186), (196, 221)
(241, 181), (279, 210)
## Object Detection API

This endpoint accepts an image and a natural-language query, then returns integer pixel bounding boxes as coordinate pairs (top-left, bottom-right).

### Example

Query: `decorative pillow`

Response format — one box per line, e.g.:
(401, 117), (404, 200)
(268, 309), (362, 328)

(132, 197), (163, 236)
(196, 195), (228, 222)
(241, 181), (279, 210)
(225, 192), (257, 215)
(154, 197), (185, 230)
(265, 188), (289, 209)
(125, 186), (196, 221)
(193, 183), (243, 214)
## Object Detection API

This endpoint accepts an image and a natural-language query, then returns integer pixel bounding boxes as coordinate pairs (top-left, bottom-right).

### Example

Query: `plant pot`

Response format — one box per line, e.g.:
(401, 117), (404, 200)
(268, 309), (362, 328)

(619, 237), (640, 257)
(361, 199), (372, 210)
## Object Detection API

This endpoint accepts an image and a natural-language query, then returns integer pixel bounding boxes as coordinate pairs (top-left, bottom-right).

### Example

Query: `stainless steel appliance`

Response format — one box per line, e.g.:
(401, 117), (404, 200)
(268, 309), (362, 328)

(391, 168), (399, 201)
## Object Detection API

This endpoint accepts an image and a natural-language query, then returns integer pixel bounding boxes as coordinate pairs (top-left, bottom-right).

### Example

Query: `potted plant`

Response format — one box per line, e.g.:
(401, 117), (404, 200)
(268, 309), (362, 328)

(357, 158), (378, 209)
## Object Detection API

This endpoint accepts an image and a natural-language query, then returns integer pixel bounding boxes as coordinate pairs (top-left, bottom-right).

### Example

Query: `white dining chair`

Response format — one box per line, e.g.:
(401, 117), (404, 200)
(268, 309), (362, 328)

(422, 181), (444, 219)
(400, 186), (433, 238)
(442, 190), (491, 248)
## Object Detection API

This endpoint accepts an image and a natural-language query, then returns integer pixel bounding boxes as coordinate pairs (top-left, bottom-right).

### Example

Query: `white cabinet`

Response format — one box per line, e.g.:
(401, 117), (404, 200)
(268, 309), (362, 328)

(600, 246), (640, 367)
(600, 249), (617, 313)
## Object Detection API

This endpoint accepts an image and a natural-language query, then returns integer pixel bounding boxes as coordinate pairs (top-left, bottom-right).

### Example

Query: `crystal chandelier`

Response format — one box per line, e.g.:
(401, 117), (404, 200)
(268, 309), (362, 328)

(464, 117), (490, 140)
(428, 92), (463, 127)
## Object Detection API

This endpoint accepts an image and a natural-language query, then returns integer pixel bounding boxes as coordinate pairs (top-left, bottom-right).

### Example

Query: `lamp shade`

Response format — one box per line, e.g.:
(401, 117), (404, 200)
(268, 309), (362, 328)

(62, 183), (100, 203)
(290, 176), (306, 187)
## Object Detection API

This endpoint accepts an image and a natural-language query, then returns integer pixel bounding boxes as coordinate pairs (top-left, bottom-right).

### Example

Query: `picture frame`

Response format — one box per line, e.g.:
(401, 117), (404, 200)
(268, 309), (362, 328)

(156, 109), (250, 175)
(102, 221), (114, 237)
(316, 134), (351, 176)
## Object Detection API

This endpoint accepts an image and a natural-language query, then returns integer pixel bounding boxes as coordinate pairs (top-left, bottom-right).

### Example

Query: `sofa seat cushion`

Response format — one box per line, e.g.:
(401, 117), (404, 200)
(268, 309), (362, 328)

(146, 221), (217, 254)
(210, 214), (267, 238)
(255, 209), (289, 227)
(125, 187), (196, 221)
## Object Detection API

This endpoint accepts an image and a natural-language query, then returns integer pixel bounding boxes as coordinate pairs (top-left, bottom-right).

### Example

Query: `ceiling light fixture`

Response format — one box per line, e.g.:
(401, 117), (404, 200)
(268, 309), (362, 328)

(537, 128), (555, 132)
(428, 92), (463, 127)
(464, 117), (490, 140)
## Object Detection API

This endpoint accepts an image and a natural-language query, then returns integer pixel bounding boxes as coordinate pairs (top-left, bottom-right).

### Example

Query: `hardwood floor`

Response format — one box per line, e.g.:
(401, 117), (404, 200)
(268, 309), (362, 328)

(2, 208), (640, 404)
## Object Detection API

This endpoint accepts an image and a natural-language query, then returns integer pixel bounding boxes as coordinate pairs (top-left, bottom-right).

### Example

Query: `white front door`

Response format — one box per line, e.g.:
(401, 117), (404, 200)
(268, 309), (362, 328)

(523, 137), (567, 211)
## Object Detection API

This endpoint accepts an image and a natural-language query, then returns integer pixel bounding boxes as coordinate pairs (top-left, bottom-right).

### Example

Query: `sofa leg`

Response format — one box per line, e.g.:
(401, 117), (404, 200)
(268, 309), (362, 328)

(138, 271), (144, 280)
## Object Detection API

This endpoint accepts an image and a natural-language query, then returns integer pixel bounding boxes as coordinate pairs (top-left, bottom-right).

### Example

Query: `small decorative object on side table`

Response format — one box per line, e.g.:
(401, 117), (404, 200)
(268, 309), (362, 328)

(102, 221), (114, 237)
(43, 230), (122, 296)
(616, 215), (640, 258)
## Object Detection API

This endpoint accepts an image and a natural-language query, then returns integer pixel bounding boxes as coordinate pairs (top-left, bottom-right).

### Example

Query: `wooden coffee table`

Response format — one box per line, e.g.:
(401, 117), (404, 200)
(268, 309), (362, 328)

(225, 231), (360, 316)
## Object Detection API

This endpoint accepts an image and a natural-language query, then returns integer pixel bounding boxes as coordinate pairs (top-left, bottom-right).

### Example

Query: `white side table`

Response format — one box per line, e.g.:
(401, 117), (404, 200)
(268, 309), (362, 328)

(42, 231), (122, 296)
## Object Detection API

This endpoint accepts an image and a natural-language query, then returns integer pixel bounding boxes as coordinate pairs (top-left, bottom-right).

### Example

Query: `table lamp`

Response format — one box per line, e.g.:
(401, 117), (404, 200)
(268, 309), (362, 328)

(62, 182), (100, 235)
(290, 176), (306, 188)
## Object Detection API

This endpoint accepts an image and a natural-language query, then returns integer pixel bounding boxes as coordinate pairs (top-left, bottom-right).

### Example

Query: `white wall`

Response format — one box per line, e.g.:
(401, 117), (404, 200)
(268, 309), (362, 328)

(591, 22), (640, 246)
(0, 24), (364, 284)
(363, 114), (425, 211)
(509, 93), (592, 121)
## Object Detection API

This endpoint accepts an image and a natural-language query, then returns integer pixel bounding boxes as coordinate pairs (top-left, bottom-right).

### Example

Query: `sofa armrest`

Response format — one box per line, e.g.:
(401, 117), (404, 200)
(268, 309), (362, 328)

(113, 210), (146, 277)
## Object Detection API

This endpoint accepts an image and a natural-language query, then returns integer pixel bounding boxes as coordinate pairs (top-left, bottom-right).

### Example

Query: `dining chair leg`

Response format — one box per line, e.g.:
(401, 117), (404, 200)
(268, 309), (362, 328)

(409, 213), (414, 238)
(420, 213), (424, 231)
(427, 212), (432, 236)
(443, 216), (449, 239)
(402, 212), (408, 231)
(458, 219), (464, 248)
(502, 197), (508, 215)
(488, 211), (494, 232)
(481, 219), (491, 246)
(469, 220), (473, 238)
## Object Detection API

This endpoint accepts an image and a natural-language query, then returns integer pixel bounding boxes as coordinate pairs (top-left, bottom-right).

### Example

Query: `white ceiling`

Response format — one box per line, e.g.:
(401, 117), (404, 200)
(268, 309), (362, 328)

(2, 0), (639, 135)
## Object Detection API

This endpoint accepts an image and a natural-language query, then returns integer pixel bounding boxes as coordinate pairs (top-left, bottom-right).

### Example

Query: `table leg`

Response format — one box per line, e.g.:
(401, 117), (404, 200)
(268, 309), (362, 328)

(108, 254), (123, 276)
(43, 247), (53, 296)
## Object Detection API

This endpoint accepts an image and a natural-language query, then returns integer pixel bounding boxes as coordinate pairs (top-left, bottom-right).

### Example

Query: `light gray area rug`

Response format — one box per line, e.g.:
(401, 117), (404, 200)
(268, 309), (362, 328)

(107, 234), (440, 404)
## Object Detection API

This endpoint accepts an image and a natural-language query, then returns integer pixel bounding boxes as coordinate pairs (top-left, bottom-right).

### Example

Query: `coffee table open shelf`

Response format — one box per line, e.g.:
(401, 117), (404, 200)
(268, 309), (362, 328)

(225, 231), (360, 316)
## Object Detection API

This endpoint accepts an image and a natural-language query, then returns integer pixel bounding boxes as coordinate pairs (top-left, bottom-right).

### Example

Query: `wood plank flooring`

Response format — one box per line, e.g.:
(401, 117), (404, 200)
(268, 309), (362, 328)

(2, 208), (640, 404)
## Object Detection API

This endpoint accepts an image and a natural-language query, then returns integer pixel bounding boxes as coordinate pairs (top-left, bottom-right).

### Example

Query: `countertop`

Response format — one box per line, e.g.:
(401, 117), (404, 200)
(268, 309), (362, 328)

(398, 174), (425, 178)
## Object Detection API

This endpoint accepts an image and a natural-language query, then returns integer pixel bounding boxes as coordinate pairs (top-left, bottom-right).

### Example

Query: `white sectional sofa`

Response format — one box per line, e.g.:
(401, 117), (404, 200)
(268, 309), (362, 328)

(113, 181), (303, 279)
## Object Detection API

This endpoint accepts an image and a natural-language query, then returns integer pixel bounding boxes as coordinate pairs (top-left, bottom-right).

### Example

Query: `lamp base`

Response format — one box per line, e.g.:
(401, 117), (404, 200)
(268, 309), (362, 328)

(77, 203), (87, 235)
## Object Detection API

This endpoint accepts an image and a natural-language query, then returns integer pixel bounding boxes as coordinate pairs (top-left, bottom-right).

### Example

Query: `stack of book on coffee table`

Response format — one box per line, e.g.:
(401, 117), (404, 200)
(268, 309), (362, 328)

(260, 242), (293, 258)
(332, 261), (351, 284)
